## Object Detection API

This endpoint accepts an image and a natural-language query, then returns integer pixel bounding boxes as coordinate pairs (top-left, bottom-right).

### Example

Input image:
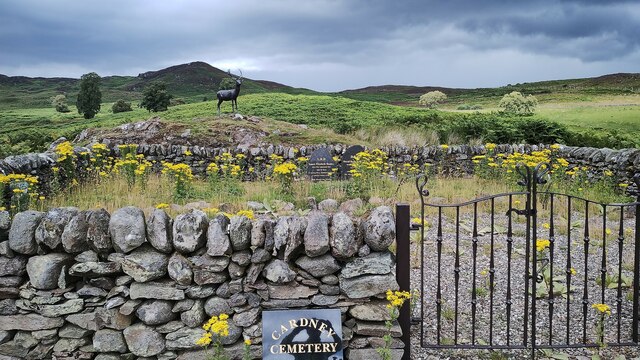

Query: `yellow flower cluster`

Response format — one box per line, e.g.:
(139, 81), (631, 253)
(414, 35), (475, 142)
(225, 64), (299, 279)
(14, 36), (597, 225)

(273, 162), (297, 176)
(155, 203), (170, 210)
(592, 303), (611, 316)
(236, 209), (255, 220)
(485, 143), (497, 151)
(0, 173), (38, 186)
(385, 290), (411, 309)
(536, 239), (550, 252)
(350, 149), (388, 178)
(196, 314), (230, 347)
(161, 162), (194, 181)
(55, 141), (74, 162)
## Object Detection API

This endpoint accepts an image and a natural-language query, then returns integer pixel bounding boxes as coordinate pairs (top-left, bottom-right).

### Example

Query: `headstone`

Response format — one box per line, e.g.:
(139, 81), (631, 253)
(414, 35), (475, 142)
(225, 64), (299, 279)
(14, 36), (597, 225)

(339, 145), (365, 179)
(307, 148), (336, 181)
(262, 309), (343, 359)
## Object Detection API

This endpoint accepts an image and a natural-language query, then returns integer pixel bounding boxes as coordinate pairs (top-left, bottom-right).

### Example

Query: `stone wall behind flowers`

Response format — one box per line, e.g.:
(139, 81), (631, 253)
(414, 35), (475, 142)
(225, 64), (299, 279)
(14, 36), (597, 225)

(0, 204), (404, 359)
(1, 142), (638, 196)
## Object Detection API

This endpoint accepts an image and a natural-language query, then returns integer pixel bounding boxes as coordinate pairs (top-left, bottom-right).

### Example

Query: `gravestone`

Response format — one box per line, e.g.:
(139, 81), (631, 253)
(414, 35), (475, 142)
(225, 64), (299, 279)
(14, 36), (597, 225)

(339, 145), (365, 179)
(262, 309), (343, 360)
(307, 148), (336, 181)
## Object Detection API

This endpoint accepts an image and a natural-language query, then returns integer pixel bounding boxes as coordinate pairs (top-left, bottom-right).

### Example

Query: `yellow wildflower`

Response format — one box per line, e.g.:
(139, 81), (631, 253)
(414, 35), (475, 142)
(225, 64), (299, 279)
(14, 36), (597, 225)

(592, 303), (611, 316)
(155, 203), (170, 210)
(536, 239), (550, 252)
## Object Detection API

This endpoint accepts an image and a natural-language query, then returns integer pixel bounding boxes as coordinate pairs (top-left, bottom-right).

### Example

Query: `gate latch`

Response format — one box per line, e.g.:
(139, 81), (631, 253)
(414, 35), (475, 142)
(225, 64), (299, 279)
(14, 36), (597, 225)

(506, 208), (535, 217)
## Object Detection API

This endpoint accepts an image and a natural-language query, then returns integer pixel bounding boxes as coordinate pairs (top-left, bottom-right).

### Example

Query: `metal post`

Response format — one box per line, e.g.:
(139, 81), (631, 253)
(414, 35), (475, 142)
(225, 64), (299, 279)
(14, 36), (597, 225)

(395, 203), (411, 360)
(632, 174), (640, 343)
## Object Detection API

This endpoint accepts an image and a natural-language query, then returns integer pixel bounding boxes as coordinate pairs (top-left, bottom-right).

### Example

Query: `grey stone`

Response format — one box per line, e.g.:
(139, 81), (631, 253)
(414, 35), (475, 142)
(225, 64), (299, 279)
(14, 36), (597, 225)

(227, 293), (247, 307)
(109, 206), (146, 253)
(0, 299), (17, 315)
(147, 209), (173, 253)
(26, 253), (73, 290)
(119, 299), (142, 316)
(129, 281), (185, 300)
(0, 256), (26, 276)
(0, 330), (11, 345)
(0, 314), (63, 331)
(339, 273), (399, 298)
(180, 300), (206, 328)
(190, 255), (229, 285)
(272, 216), (290, 254)
(156, 320), (184, 334)
(0, 340), (30, 358)
(250, 248), (270, 263)
(342, 251), (394, 278)
(347, 348), (403, 360)
(245, 263), (265, 285)
(104, 296), (126, 309)
(184, 286), (215, 299)
(123, 323), (165, 357)
(262, 299), (311, 309)
(247, 201), (264, 211)
(38, 299), (84, 317)
(168, 253), (192, 285)
(358, 244), (371, 257)
(339, 198), (364, 214)
(172, 299), (195, 313)
(8, 211), (44, 255)
(77, 285), (108, 297)
(349, 301), (392, 321)
(69, 261), (121, 277)
(284, 217), (307, 261)
(61, 211), (90, 253)
(35, 207), (79, 250)
(0, 212), (9, 241)
(74, 250), (98, 262)
(96, 308), (133, 330)
(0, 276), (22, 288)
(0, 241), (12, 257)
(165, 327), (201, 350)
(303, 213), (330, 257)
(231, 250), (251, 266)
(311, 294), (339, 306)
(321, 274), (339, 285)
(250, 219), (266, 248)
(228, 261), (246, 279)
(65, 313), (99, 331)
(229, 215), (251, 251)
(220, 322), (242, 345)
(263, 259), (295, 284)
(52, 337), (89, 353)
(32, 328), (57, 341)
(59, 323), (92, 338)
(319, 284), (340, 295)
(135, 300), (176, 325)
(354, 320), (402, 337)
(295, 254), (341, 277)
(318, 199), (339, 212)
(330, 212), (359, 258)
(206, 215), (231, 256)
(121, 245), (169, 282)
(203, 297), (230, 317)
(172, 210), (208, 254)
(268, 283), (318, 299)
(86, 209), (112, 253)
(94, 354), (122, 360)
(363, 206), (395, 251)
(93, 329), (127, 353)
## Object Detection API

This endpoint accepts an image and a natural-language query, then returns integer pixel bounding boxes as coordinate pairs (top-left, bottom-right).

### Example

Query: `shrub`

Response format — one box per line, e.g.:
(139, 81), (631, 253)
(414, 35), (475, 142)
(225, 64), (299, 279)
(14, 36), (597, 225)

(141, 82), (172, 112)
(111, 99), (132, 113)
(499, 91), (538, 115)
(419, 91), (447, 108)
(76, 72), (102, 119)
(51, 95), (71, 113)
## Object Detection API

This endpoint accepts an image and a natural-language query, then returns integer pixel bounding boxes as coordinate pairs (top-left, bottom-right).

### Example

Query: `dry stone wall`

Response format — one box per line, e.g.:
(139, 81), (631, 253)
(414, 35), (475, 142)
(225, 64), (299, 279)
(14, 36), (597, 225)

(0, 205), (402, 359)
(1, 142), (638, 195)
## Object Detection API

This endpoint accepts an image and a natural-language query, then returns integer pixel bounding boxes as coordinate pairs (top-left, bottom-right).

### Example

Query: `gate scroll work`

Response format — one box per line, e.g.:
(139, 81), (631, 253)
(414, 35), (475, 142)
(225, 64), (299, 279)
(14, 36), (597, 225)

(396, 164), (640, 358)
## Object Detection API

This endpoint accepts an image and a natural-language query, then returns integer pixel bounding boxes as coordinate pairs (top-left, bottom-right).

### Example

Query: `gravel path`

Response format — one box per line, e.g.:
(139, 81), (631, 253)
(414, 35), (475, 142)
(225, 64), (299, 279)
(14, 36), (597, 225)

(407, 204), (640, 359)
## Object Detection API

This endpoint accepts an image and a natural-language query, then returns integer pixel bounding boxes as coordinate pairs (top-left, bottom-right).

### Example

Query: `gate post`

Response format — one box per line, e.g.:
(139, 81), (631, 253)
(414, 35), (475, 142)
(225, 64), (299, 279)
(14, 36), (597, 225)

(632, 174), (640, 343)
(396, 203), (411, 360)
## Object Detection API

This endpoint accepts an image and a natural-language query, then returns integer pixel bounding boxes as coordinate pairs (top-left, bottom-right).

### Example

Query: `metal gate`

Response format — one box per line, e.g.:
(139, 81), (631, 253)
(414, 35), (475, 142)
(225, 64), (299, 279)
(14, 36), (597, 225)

(395, 164), (640, 358)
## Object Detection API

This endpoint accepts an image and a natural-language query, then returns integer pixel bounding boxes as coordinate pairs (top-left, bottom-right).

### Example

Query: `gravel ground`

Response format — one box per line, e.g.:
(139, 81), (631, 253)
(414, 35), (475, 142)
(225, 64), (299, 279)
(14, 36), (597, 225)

(407, 203), (640, 360)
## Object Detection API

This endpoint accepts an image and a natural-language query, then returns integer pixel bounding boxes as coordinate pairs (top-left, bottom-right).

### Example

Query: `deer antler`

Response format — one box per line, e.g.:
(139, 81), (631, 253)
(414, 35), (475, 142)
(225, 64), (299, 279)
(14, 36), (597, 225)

(237, 69), (243, 80)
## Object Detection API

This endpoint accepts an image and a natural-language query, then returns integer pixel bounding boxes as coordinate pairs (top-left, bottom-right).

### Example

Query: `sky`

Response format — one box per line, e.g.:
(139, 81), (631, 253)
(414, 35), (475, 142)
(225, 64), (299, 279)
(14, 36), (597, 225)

(0, 0), (639, 92)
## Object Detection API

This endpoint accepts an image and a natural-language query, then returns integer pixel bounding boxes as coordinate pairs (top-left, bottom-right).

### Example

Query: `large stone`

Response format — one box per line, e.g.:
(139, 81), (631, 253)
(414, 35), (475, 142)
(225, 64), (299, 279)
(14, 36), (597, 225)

(61, 211), (90, 253)
(206, 215), (231, 256)
(363, 206), (395, 251)
(303, 213), (330, 257)
(0, 256), (27, 276)
(0, 314), (64, 330)
(38, 299), (84, 317)
(273, 216), (290, 254)
(0, 211), (9, 241)
(330, 212), (359, 258)
(250, 219), (266, 247)
(8, 211), (44, 254)
(268, 283), (318, 299)
(349, 301), (392, 321)
(347, 348), (403, 360)
(180, 300), (206, 328)
(65, 313), (99, 331)
(172, 210), (208, 253)
(190, 254), (229, 285)
(123, 323), (165, 357)
(130, 281), (185, 300)
(318, 199), (339, 212)
(68, 261), (121, 277)
(165, 327), (201, 350)
(284, 217), (307, 261)
(59, 323), (92, 338)
(86, 209), (112, 253)
(121, 245), (168, 282)
(96, 308), (133, 330)
(168, 253), (193, 285)
(26, 253), (73, 290)
(203, 297), (230, 317)
(147, 209), (173, 253)
(354, 320), (402, 337)
(135, 299), (176, 325)
(341, 251), (394, 279)
(52, 337), (89, 353)
(339, 273), (399, 299)
(35, 207), (79, 250)
(109, 206), (146, 253)
(0, 299), (17, 315)
(263, 259), (295, 284)
(295, 254), (341, 277)
(93, 329), (127, 353)
(233, 307), (260, 327)
(0, 340), (31, 358)
(229, 215), (251, 251)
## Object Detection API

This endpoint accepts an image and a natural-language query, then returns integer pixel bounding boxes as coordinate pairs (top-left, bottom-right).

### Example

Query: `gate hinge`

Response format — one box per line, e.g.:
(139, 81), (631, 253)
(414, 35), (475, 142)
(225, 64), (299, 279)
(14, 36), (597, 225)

(506, 208), (535, 217)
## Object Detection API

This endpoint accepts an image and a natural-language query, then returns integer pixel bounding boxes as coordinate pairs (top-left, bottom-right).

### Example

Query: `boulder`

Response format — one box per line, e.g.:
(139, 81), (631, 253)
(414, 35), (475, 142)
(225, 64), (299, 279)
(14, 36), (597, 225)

(250, 219), (266, 248)
(303, 213), (330, 257)
(173, 210), (208, 253)
(121, 245), (168, 282)
(61, 211), (90, 253)
(263, 259), (296, 284)
(37, 299), (84, 317)
(109, 206), (146, 253)
(68, 261), (121, 277)
(8, 211), (44, 254)
(206, 215), (231, 256)
(93, 329), (127, 353)
(318, 199), (339, 212)
(123, 323), (165, 357)
(180, 300), (206, 328)
(330, 212), (359, 258)
(189, 255), (229, 285)
(285, 217), (307, 261)
(349, 300), (392, 321)
(165, 327), (201, 350)
(86, 209), (112, 253)
(147, 209), (173, 253)
(203, 297), (230, 317)
(363, 206), (395, 251)
(26, 253), (73, 290)
(130, 281), (185, 300)
(295, 254), (341, 277)
(168, 253), (193, 285)
(341, 251), (394, 279)
(0, 314), (64, 331)
(35, 207), (79, 250)
(229, 215), (251, 251)
(339, 273), (398, 299)
(135, 299), (176, 325)
(0, 256), (27, 277)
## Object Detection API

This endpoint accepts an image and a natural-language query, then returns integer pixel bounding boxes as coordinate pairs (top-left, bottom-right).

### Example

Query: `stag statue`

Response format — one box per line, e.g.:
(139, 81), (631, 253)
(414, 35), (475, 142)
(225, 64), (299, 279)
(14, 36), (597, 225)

(216, 69), (243, 115)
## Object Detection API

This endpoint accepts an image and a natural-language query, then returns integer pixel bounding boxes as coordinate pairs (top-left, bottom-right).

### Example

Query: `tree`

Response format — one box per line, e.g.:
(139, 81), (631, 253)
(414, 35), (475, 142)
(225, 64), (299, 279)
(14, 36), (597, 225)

(419, 91), (447, 108)
(111, 99), (132, 113)
(51, 94), (70, 113)
(140, 82), (173, 112)
(499, 91), (538, 115)
(76, 72), (102, 119)
(218, 77), (236, 91)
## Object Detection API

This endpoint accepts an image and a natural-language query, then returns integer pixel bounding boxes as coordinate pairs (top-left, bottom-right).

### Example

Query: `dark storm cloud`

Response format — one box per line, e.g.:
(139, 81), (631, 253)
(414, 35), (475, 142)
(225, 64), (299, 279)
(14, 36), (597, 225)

(0, 0), (638, 91)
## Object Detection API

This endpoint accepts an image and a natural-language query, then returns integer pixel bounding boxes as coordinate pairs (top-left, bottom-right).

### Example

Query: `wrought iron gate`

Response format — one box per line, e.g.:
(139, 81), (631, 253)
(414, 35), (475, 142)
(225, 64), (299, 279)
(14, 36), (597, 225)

(396, 165), (640, 358)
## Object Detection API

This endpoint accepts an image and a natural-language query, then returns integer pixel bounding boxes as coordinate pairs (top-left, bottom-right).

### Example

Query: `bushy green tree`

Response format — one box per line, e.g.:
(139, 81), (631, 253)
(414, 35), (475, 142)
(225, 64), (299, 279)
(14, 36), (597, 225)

(218, 77), (236, 91)
(418, 91), (447, 108)
(51, 94), (70, 113)
(76, 72), (102, 119)
(140, 82), (173, 112)
(499, 91), (538, 115)
(111, 99), (132, 113)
